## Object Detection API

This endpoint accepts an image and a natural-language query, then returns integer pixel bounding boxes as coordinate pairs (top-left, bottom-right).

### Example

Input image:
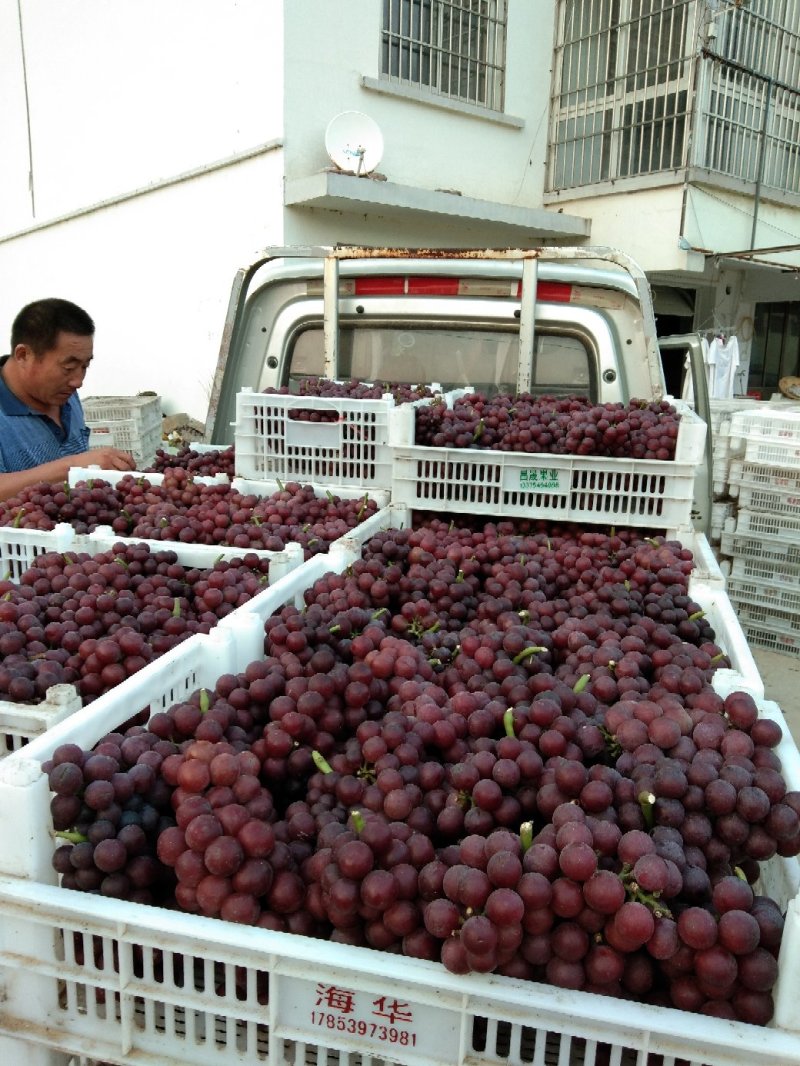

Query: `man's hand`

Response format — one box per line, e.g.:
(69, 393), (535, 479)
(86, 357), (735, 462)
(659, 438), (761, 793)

(73, 447), (137, 471)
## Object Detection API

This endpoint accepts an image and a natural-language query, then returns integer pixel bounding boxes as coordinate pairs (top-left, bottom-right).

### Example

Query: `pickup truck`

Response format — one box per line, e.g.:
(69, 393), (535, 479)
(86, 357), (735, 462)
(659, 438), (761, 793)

(205, 245), (713, 530)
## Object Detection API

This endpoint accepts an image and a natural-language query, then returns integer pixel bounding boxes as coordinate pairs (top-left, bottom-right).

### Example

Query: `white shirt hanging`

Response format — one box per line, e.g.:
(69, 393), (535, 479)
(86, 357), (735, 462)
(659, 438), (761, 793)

(705, 335), (740, 399)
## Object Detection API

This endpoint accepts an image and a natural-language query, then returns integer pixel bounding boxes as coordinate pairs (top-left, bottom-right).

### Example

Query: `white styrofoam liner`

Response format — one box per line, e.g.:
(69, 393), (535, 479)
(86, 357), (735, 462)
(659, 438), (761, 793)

(680, 527), (726, 587)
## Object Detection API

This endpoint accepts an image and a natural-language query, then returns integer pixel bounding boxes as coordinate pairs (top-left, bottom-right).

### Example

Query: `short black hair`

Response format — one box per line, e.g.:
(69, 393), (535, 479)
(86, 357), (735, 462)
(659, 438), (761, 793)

(11, 298), (95, 356)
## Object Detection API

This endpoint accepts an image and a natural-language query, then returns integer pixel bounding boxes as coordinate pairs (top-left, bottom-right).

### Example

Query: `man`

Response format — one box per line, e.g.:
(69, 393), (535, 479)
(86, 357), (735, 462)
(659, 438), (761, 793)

(0, 298), (136, 501)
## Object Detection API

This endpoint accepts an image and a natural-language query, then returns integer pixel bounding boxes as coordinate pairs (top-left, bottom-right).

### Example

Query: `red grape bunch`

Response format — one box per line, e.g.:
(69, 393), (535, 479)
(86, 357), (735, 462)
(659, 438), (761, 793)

(44, 514), (800, 1027)
(415, 392), (683, 461)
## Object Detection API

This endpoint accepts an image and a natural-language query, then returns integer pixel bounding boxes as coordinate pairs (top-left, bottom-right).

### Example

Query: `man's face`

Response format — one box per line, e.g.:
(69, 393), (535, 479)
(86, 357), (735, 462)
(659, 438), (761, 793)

(15, 331), (94, 412)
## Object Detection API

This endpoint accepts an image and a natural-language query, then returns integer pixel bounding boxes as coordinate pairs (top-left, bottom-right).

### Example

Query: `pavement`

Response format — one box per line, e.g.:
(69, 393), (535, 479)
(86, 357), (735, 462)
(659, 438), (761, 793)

(749, 646), (800, 746)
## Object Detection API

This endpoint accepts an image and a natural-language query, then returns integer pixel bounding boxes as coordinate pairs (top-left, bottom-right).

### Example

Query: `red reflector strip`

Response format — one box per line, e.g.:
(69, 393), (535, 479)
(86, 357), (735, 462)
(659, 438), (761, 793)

(352, 276), (573, 300)
(353, 276), (463, 296)
(353, 277), (406, 295)
(407, 277), (461, 295)
(515, 280), (573, 302)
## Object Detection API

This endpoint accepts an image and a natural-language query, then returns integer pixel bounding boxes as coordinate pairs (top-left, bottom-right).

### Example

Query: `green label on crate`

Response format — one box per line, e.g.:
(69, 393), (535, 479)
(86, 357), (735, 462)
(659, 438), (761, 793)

(519, 467), (564, 492)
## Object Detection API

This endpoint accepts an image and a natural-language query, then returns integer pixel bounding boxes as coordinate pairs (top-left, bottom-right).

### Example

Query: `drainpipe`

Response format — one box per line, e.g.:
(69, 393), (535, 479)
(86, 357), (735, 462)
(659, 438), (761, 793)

(750, 77), (773, 250)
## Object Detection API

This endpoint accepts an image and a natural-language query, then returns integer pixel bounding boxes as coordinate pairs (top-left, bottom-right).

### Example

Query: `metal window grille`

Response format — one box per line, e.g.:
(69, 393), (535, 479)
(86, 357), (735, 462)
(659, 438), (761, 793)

(381, 0), (507, 110)
(549, 0), (696, 190)
(548, 0), (800, 196)
(693, 1), (800, 195)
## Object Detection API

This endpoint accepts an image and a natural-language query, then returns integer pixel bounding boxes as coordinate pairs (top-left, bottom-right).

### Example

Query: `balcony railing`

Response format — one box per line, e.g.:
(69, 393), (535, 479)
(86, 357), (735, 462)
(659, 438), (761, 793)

(548, 0), (800, 198)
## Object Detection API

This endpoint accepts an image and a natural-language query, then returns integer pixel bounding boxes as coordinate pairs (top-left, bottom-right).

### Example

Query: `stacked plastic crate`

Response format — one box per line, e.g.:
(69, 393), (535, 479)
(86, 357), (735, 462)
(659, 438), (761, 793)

(707, 398), (766, 545)
(721, 407), (800, 657)
(389, 397), (707, 533)
(82, 394), (163, 468)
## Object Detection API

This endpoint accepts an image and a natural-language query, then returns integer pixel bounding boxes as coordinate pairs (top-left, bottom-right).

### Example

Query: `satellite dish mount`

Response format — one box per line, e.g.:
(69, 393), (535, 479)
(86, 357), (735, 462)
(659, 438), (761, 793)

(325, 111), (384, 176)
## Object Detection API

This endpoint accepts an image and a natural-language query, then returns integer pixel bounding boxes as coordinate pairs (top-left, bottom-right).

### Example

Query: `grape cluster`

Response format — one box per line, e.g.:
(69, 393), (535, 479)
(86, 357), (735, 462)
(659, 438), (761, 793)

(0, 479), (126, 533)
(415, 393), (683, 460)
(146, 445), (236, 478)
(0, 476), (379, 553)
(48, 728), (178, 903)
(0, 543), (272, 704)
(46, 518), (798, 1025)
(262, 377), (439, 424)
(265, 377), (438, 402)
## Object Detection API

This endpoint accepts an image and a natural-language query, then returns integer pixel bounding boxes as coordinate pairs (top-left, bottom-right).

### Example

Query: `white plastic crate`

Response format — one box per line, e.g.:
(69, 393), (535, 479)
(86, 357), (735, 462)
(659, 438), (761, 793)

(731, 606), (800, 659)
(708, 397), (764, 435)
(83, 395), (163, 468)
(87, 422), (162, 467)
(390, 404), (706, 528)
(729, 407), (800, 452)
(230, 476), (391, 511)
(727, 573), (800, 617)
(0, 524), (307, 758)
(0, 513), (305, 585)
(0, 523), (80, 583)
(728, 460), (800, 512)
(82, 395), (162, 433)
(1, 872), (800, 1066)
(0, 684), (82, 759)
(232, 388), (412, 488)
(0, 545), (789, 1065)
(391, 450), (701, 528)
(721, 510), (800, 568)
(742, 437), (800, 467)
(734, 484), (800, 518)
(85, 526), (306, 582)
(232, 387), (473, 489)
(724, 554), (800, 593)
(722, 528), (800, 569)
(0, 682), (797, 1065)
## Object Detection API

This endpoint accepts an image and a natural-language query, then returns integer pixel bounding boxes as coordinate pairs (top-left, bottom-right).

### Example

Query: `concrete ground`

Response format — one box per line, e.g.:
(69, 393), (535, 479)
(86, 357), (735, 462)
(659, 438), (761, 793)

(749, 646), (800, 746)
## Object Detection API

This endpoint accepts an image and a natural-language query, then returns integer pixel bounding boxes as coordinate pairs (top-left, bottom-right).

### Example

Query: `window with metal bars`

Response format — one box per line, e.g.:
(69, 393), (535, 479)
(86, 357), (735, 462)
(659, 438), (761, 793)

(381, 0), (507, 110)
(549, 0), (800, 195)
(549, 0), (693, 190)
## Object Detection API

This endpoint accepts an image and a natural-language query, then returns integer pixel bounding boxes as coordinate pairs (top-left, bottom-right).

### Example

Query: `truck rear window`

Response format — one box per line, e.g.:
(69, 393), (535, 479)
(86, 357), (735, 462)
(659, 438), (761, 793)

(277, 327), (592, 397)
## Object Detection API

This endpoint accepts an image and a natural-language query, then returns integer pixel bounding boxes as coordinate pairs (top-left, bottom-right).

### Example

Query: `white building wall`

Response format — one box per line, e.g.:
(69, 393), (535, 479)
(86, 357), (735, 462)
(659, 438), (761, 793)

(1, 153), (285, 420)
(546, 186), (699, 273)
(0, 0), (285, 421)
(0, 0), (563, 422)
(282, 1), (552, 212)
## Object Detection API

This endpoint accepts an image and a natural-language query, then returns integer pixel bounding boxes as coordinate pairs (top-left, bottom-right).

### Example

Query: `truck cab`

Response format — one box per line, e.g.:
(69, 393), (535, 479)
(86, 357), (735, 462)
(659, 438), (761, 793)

(206, 246), (712, 529)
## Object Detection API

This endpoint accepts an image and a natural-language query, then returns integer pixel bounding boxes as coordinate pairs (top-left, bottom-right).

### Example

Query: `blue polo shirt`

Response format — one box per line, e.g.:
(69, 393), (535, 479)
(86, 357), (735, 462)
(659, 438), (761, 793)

(0, 356), (90, 473)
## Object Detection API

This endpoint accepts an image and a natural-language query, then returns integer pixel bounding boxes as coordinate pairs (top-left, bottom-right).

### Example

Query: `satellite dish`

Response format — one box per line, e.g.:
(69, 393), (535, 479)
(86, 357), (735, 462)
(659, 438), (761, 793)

(325, 111), (384, 176)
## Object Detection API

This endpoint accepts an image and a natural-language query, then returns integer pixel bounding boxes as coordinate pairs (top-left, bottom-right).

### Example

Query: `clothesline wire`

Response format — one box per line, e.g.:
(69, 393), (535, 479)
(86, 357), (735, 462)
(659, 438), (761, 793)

(695, 323), (737, 338)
